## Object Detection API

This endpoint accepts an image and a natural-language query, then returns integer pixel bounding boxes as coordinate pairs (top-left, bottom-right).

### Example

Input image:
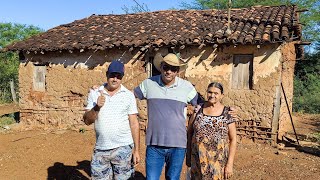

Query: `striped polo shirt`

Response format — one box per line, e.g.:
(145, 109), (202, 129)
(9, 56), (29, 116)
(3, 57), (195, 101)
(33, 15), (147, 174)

(86, 84), (138, 150)
(134, 75), (198, 148)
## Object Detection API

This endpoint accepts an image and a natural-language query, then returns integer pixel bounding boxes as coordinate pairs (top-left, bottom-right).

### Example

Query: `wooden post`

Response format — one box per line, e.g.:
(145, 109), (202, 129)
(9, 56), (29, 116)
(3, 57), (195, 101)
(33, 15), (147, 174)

(271, 84), (281, 145)
(253, 121), (257, 143)
(281, 82), (300, 145)
(10, 79), (17, 103)
(146, 56), (152, 78)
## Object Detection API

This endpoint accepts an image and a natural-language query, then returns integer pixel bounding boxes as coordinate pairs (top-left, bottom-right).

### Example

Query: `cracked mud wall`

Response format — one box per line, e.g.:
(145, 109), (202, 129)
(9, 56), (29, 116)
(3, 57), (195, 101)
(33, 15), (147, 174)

(18, 43), (295, 139)
(182, 44), (281, 124)
(180, 44), (286, 140)
(278, 42), (296, 138)
(19, 49), (146, 128)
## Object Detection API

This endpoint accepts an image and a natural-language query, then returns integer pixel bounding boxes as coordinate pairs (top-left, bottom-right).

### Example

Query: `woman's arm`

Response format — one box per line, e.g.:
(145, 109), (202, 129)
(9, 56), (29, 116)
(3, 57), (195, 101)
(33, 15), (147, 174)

(225, 122), (237, 179)
(186, 111), (197, 167)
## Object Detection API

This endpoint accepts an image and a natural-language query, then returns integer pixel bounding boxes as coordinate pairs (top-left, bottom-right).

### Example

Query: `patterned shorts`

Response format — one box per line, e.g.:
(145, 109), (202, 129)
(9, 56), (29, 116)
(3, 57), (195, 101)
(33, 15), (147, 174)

(91, 144), (134, 180)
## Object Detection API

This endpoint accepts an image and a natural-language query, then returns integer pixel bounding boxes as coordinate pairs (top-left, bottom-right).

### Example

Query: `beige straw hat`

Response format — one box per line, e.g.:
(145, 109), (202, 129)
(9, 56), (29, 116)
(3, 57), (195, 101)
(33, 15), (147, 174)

(153, 53), (187, 72)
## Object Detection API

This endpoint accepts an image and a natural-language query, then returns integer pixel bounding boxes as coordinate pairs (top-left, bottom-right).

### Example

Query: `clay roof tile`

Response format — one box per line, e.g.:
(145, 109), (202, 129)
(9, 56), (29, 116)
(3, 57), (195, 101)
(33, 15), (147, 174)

(4, 5), (301, 52)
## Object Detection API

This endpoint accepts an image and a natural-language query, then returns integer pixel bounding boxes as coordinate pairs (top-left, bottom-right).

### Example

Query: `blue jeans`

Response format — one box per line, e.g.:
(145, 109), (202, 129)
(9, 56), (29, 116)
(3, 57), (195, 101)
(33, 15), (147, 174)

(146, 145), (186, 180)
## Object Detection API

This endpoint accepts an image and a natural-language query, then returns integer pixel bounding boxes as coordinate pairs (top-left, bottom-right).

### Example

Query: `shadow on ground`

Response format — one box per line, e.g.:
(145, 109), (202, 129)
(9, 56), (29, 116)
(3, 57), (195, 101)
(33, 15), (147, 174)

(47, 160), (146, 179)
(282, 136), (320, 157)
(296, 145), (320, 157)
(47, 160), (90, 179)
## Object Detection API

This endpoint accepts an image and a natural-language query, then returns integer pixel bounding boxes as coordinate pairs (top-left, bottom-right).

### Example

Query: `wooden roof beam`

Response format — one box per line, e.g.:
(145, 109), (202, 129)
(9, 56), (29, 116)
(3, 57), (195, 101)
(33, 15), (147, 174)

(296, 9), (308, 13)
(295, 41), (311, 45)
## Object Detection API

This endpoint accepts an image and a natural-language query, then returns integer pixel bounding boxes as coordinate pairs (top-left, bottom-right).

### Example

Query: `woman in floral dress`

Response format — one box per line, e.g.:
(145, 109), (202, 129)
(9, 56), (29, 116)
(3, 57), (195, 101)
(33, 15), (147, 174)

(186, 82), (237, 180)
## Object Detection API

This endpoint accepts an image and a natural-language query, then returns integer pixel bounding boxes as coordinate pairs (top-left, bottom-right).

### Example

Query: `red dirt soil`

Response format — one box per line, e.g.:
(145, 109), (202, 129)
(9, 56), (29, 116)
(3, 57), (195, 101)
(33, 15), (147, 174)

(0, 103), (19, 116)
(0, 114), (319, 179)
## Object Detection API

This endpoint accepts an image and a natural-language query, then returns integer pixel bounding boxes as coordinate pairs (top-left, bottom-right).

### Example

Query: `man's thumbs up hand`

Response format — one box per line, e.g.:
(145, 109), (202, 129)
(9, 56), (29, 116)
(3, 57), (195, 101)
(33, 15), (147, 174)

(97, 90), (106, 108)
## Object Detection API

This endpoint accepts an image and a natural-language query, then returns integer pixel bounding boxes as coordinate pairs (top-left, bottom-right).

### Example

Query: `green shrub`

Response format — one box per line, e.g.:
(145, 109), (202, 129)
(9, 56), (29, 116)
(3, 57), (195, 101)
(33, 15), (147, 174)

(0, 115), (16, 127)
(0, 23), (43, 103)
(293, 47), (320, 114)
(313, 132), (320, 142)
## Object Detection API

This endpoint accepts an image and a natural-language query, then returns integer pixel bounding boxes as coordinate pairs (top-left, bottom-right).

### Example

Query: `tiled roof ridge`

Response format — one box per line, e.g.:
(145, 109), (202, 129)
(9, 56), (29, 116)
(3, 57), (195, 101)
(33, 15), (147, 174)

(87, 4), (295, 17)
(4, 4), (302, 52)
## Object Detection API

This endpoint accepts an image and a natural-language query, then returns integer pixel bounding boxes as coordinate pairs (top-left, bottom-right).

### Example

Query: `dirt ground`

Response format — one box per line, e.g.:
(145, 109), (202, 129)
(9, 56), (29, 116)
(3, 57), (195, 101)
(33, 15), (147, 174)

(0, 114), (319, 180)
(0, 103), (19, 116)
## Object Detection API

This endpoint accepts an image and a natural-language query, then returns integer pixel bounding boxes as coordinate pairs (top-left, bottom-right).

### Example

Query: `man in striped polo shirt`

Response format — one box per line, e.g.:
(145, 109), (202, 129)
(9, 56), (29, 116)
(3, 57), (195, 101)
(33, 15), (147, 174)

(84, 60), (140, 180)
(134, 53), (198, 179)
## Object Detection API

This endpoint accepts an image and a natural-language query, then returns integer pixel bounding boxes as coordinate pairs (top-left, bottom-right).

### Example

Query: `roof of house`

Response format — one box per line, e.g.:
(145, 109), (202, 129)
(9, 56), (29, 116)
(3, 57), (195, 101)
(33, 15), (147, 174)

(5, 5), (302, 52)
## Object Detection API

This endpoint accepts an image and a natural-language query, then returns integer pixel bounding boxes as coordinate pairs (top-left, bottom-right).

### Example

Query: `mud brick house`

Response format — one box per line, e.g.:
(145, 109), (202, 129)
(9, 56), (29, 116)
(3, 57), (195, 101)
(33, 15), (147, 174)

(4, 5), (307, 142)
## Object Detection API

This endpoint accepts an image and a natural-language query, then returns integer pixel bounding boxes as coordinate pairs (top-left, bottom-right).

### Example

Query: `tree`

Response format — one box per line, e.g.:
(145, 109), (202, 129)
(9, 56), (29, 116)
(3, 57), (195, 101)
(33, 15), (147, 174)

(293, 45), (320, 113)
(121, 0), (150, 14)
(180, 0), (319, 113)
(179, 0), (320, 46)
(0, 23), (43, 103)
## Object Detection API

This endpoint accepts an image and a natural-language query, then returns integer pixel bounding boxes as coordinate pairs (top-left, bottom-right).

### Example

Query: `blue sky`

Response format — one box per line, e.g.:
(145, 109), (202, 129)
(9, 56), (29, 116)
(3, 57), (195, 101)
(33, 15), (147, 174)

(0, 0), (193, 30)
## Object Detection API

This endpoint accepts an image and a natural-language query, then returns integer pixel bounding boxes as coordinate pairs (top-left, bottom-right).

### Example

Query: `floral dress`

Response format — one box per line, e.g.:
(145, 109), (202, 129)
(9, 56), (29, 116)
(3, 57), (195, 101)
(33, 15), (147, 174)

(191, 106), (235, 180)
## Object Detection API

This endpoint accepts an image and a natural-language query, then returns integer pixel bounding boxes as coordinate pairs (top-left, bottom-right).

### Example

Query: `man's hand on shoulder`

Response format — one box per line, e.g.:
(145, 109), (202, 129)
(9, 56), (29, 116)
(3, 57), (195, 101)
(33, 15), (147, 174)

(229, 107), (239, 121)
(187, 104), (194, 116)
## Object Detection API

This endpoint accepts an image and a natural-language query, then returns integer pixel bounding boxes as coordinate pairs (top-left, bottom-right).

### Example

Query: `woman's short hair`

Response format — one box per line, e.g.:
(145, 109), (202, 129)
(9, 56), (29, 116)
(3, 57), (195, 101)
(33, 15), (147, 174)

(207, 82), (224, 94)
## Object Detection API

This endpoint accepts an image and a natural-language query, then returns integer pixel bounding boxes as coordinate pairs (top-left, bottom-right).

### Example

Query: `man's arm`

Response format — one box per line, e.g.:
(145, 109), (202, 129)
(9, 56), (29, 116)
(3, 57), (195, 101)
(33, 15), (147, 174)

(133, 79), (148, 100)
(83, 91), (105, 125)
(187, 87), (198, 106)
(129, 114), (140, 166)
(83, 105), (100, 125)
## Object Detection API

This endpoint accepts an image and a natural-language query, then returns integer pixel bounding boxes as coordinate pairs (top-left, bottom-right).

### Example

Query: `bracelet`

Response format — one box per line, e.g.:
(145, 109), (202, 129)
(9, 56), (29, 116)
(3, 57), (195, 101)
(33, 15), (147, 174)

(93, 105), (100, 112)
